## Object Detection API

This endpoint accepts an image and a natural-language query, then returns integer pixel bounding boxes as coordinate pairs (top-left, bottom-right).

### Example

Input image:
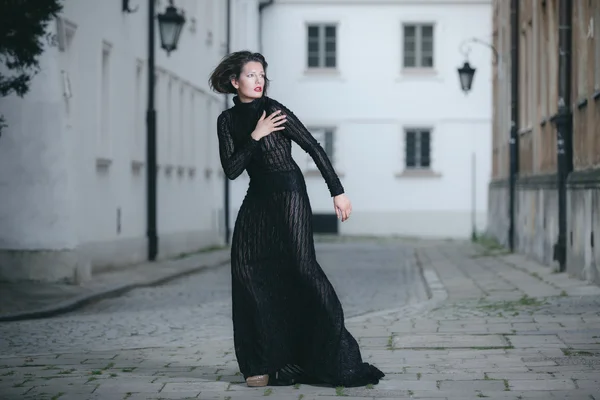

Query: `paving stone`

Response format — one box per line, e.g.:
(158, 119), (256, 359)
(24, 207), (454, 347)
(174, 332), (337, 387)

(506, 334), (566, 348)
(574, 379), (600, 390)
(419, 372), (485, 381)
(548, 390), (599, 400)
(392, 334), (509, 349)
(439, 379), (507, 392)
(91, 382), (165, 395)
(508, 378), (577, 390)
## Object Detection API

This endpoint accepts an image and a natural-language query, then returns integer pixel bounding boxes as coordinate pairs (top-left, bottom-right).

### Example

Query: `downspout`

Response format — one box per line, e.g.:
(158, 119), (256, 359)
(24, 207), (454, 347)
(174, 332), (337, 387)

(147, 0), (158, 260)
(224, 0), (231, 245)
(508, 0), (519, 251)
(552, 0), (573, 271)
(259, 0), (275, 52)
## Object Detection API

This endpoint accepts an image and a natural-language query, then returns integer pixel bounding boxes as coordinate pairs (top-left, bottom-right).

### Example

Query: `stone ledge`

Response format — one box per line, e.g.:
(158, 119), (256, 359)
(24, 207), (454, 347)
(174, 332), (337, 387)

(567, 168), (600, 189)
(489, 178), (509, 188)
(0, 249), (84, 284)
(489, 174), (559, 190)
(490, 169), (600, 191)
(516, 173), (558, 189)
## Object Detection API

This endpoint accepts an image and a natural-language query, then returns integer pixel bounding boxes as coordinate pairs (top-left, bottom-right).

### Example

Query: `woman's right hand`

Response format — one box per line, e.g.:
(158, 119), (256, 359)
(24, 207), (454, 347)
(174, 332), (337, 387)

(251, 110), (287, 140)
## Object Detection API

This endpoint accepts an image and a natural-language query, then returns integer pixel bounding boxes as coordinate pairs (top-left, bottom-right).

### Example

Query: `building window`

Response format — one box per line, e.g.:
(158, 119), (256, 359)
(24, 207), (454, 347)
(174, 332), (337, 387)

(405, 129), (431, 169)
(595, 3), (600, 90)
(540, 5), (549, 117)
(167, 77), (174, 168)
(403, 24), (434, 68)
(99, 41), (112, 155)
(307, 127), (334, 170)
(575, 4), (588, 100)
(133, 60), (144, 161)
(307, 24), (337, 68)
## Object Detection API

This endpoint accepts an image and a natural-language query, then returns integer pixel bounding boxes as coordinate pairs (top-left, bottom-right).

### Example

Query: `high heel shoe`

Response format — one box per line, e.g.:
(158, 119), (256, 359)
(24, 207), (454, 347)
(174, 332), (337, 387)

(246, 374), (269, 387)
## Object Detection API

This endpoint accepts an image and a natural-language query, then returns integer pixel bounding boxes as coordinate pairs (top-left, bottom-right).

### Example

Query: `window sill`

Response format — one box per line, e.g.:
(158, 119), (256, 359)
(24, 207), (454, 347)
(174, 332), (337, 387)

(204, 168), (215, 179)
(518, 127), (533, 136)
(397, 68), (441, 81)
(96, 157), (112, 169)
(164, 164), (175, 176)
(131, 160), (144, 171)
(395, 169), (441, 179)
(304, 169), (345, 178)
(301, 68), (344, 81)
(576, 97), (588, 110)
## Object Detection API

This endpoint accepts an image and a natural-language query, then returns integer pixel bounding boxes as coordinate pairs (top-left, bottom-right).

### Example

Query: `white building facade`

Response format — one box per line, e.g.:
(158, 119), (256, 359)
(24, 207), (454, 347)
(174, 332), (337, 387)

(230, 0), (493, 238)
(0, 0), (260, 283)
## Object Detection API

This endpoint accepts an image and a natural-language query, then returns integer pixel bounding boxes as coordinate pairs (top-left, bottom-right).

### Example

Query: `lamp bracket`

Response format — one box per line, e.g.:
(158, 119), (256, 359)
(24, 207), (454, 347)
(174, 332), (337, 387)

(459, 37), (499, 65)
(123, 0), (139, 13)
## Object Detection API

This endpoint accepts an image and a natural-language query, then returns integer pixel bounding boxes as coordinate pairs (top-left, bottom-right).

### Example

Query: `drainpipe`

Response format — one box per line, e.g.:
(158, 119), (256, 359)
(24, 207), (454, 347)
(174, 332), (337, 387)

(224, 0), (231, 244)
(552, 0), (573, 271)
(147, 0), (158, 260)
(259, 0), (275, 52)
(508, 0), (519, 251)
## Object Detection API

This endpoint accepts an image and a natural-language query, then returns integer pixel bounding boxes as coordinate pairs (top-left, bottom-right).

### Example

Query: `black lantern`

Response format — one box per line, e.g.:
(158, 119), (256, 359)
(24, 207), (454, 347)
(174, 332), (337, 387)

(457, 61), (476, 94)
(157, 0), (186, 55)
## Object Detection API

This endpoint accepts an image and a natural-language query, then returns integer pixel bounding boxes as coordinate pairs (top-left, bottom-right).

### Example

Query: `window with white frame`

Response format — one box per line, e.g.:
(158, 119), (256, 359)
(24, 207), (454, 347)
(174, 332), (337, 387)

(405, 129), (431, 169)
(307, 128), (334, 170)
(403, 24), (434, 68)
(307, 24), (337, 68)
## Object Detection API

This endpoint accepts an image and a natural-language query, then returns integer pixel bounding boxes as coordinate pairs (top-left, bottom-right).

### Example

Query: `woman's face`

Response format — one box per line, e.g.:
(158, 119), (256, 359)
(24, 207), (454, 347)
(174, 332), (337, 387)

(231, 61), (265, 102)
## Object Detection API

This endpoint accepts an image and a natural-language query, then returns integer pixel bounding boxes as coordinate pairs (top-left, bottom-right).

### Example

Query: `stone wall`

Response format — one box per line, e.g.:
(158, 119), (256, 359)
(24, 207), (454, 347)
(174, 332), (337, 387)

(487, 171), (600, 285)
(567, 169), (600, 284)
(487, 180), (510, 247)
(514, 175), (560, 269)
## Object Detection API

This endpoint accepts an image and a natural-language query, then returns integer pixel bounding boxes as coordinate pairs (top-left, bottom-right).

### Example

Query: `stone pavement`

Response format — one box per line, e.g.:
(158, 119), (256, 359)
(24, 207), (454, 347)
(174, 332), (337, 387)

(1, 238), (600, 399)
(0, 241), (426, 357)
(0, 248), (230, 321)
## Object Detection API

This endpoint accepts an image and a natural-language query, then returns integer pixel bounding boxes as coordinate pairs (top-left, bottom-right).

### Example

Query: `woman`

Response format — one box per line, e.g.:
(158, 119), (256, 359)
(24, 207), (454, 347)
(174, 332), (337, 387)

(209, 51), (384, 388)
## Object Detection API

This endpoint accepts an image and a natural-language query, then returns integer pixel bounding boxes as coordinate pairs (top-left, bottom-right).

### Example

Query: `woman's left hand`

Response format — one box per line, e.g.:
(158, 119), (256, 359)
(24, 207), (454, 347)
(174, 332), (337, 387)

(333, 194), (352, 222)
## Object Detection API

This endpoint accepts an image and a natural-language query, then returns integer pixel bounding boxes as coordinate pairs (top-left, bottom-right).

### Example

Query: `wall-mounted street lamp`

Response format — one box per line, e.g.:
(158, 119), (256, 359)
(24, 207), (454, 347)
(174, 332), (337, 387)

(123, 0), (186, 261)
(157, 1), (186, 55)
(456, 36), (499, 242)
(457, 37), (499, 95)
(458, 61), (476, 94)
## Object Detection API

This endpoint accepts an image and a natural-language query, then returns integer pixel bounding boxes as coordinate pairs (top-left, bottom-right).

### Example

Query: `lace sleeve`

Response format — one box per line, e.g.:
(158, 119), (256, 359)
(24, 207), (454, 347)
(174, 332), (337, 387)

(272, 100), (344, 197)
(216, 111), (259, 180)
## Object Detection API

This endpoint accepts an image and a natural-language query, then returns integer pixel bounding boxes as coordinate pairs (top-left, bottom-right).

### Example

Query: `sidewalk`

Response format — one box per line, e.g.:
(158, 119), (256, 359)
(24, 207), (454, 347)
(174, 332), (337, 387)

(1, 239), (599, 399)
(0, 248), (230, 322)
(344, 241), (600, 399)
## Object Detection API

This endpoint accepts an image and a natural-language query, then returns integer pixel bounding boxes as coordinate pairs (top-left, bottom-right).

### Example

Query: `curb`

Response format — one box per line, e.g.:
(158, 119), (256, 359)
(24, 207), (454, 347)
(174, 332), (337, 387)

(0, 256), (230, 323)
(346, 265), (448, 323)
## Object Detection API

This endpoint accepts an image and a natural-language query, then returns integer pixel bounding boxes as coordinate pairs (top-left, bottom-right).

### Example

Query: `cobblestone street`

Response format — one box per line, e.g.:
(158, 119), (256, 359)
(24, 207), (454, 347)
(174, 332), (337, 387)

(1, 238), (599, 400)
(0, 241), (425, 357)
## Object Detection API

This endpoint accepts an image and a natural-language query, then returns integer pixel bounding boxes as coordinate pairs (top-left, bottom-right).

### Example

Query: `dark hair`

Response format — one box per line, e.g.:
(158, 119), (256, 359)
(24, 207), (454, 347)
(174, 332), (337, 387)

(209, 51), (270, 95)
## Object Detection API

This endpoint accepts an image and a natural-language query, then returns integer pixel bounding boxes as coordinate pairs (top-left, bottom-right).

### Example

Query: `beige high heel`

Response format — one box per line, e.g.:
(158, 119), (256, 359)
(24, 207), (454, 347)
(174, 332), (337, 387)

(246, 374), (269, 387)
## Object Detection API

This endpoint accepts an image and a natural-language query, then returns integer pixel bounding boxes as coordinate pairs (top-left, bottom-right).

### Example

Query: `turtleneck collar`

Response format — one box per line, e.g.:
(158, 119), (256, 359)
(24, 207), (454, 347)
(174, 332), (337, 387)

(232, 95), (265, 109)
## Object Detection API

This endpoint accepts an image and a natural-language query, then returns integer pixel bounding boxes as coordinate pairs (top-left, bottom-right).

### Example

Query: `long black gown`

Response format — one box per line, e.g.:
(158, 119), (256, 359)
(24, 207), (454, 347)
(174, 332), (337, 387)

(216, 95), (384, 387)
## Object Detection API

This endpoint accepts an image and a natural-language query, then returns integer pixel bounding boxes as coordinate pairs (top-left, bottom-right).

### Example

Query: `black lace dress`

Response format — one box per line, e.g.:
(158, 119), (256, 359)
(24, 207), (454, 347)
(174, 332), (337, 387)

(217, 95), (384, 387)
